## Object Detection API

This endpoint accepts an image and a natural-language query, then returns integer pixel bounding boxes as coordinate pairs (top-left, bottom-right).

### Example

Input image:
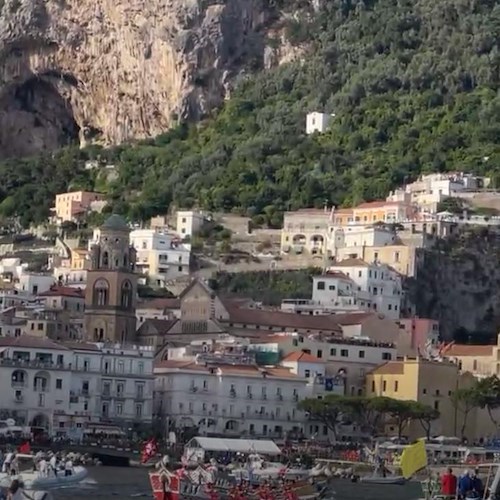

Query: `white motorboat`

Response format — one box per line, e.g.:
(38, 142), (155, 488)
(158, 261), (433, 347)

(0, 454), (88, 490)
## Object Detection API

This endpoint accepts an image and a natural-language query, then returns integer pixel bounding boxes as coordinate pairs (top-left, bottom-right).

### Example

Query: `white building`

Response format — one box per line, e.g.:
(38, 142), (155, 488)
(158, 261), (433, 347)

(325, 259), (403, 319)
(154, 349), (340, 440)
(129, 229), (191, 285)
(176, 210), (205, 238)
(0, 336), (154, 436)
(306, 112), (335, 135)
(327, 225), (396, 258)
(16, 274), (55, 295)
(0, 336), (74, 434)
(259, 333), (397, 397)
(69, 342), (154, 434)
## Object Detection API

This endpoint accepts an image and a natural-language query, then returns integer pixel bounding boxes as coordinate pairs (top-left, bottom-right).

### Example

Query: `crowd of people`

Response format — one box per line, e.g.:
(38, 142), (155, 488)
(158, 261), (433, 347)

(441, 467), (484, 499)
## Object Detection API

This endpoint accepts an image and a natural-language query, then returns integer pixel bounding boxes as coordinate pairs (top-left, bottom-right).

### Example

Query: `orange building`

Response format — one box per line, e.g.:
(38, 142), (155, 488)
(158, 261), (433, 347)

(53, 191), (105, 222)
(332, 201), (415, 225)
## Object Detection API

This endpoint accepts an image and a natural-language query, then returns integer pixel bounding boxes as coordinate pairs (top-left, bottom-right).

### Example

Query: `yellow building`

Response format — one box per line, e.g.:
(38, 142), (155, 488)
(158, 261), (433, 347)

(70, 248), (89, 270)
(336, 244), (421, 277)
(366, 357), (475, 439)
(53, 191), (105, 222)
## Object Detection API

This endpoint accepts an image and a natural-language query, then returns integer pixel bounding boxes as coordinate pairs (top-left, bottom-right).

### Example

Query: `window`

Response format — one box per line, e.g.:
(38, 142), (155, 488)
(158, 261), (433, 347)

(330, 348), (337, 356)
(116, 403), (123, 415)
(37, 323), (44, 331)
(371, 381), (375, 392)
(382, 352), (392, 360)
(138, 362), (144, 374)
(317, 281), (325, 290)
(117, 382), (124, 396)
(358, 271), (362, 277)
(56, 379), (62, 390)
(102, 252), (109, 268)
(423, 388), (427, 394)
(382, 380), (387, 391)
(373, 287), (378, 295)
(374, 252), (379, 260)
(329, 285), (336, 290)
(473, 360), (478, 371)
(93, 279), (109, 306)
(121, 281), (133, 309)
(435, 389), (440, 396)
(304, 370), (311, 378)
(359, 350), (365, 359)
(388, 304), (392, 310)
(434, 401), (439, 410)
(135, 404), (143, 418)
(340, 349), (349, 357)
(394, 381), (399, 392)
(118, 361), (124, 373)
(394, 252), (400, 263)
(317, 350), (323, 358)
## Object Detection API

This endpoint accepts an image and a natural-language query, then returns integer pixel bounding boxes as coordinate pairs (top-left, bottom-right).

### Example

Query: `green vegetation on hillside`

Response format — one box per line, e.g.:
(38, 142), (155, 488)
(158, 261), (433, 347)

(210, 269), (321, 305)
(1, 0), (500, 226)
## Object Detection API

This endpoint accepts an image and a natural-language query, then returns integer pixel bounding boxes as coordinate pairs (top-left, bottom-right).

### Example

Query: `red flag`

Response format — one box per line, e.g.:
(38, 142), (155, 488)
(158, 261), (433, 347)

(141, 438), (158, 463)
(18, 441), (31, 454)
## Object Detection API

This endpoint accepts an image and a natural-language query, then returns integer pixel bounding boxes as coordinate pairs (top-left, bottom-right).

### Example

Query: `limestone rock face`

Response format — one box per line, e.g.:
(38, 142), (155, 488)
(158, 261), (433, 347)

(0, 0), (296, 158)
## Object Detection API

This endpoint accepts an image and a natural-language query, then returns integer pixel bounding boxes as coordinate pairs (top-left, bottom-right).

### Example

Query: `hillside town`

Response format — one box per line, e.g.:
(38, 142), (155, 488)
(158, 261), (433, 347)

(0, 171), (498, 454)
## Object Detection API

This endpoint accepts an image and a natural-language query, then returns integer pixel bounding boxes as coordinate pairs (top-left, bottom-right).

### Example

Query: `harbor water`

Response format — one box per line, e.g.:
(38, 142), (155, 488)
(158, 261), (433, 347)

(50, 466), (426, 499)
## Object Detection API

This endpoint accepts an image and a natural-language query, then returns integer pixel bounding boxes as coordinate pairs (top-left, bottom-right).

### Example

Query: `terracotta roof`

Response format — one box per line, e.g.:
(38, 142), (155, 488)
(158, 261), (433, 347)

(333, 208), (354, 215)
(444, 344), (494, 357)
(356, 201), (405, 209)
(39, 286), (84, 298)
(282, 351), (324, 364)
(0, 335), (69, 350)
(61, 341), (100, 351)
(227, 307), (341, 333)
(322, 271), (353, 281)
(137, 298), (181, 310)
(331, 312), (376, 325)
(154, 360), (300, 379)
(138, 318), (178, 333)
(330, 258), (370, 268)
(370, 361), (405, 375)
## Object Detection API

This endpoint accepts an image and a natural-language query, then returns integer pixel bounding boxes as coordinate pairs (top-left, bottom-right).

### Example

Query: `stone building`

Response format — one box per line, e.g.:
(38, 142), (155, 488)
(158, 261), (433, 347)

(84, 215), (137, 343)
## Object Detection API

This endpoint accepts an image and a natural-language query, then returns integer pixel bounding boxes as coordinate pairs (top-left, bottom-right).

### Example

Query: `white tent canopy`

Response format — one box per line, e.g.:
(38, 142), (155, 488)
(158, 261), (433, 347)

(185, 437), (281, 455)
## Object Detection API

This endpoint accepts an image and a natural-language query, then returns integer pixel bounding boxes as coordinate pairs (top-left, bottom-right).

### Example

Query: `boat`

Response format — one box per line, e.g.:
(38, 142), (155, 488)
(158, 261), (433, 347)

(0, 453), (88, 490)
(359, 441), (407, 485)
(148, 455), (332, 499)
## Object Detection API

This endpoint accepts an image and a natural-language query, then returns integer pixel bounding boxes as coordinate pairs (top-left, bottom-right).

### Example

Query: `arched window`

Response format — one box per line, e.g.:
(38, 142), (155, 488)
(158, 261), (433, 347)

(121, 280), (133, 309)
(102, 251), (109, 268)
(93, 279), (109, 306)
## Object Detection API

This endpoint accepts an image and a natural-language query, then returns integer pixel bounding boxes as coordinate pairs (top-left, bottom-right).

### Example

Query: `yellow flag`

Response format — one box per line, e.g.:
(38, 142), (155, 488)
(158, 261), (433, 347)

(400, 439), (427, 479)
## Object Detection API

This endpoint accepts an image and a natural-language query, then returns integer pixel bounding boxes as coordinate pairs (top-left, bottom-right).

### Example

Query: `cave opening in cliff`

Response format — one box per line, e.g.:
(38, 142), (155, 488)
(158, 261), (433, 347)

(0, 75), (80, 159)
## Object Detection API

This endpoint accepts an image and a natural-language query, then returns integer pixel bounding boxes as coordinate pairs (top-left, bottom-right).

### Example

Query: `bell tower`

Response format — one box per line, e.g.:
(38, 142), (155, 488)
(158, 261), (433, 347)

(84, 214), (137, 343)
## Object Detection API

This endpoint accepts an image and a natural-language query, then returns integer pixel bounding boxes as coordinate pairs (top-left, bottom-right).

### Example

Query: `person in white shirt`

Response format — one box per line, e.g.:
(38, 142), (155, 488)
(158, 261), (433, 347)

(64, 459), (73, 477)
(38, 458), (48, 477)
(2, 451), (13, 473)
(49, 455), (58, 477)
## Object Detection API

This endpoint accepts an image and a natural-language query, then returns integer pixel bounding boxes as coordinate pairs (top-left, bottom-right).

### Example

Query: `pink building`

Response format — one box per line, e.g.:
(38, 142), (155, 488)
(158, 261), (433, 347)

(397, 318), (440, 351)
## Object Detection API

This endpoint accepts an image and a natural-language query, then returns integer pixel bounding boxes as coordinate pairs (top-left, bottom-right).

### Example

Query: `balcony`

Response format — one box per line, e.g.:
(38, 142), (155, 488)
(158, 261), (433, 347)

(11, 381), (27, 389)
(0, 358), (69, 371)
(13, 394), (24, 404)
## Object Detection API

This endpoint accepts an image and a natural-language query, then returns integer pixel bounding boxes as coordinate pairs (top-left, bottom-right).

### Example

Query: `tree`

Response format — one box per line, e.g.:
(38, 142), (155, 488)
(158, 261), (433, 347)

(451, 387), (480, 439)
(343, 396), (390, 436)
(412, 402), (440, 440)
(384, 399), (419, 439)
(298, 395), (351, 440)
(475, 376), (500, 428)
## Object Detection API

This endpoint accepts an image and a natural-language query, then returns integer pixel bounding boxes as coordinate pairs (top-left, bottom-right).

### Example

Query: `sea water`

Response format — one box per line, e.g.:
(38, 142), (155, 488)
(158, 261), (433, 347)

(51, 467), (425, 499)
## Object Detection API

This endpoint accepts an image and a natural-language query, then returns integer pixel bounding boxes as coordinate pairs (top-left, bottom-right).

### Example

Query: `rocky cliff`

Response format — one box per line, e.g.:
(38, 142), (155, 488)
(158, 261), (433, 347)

(407, 227), (500, 341)
(0, 0), (305, 158)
